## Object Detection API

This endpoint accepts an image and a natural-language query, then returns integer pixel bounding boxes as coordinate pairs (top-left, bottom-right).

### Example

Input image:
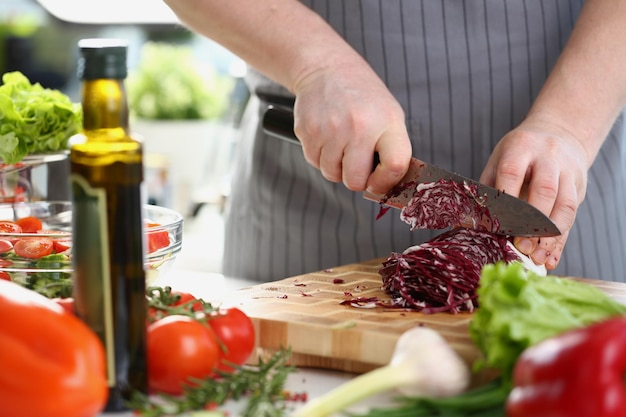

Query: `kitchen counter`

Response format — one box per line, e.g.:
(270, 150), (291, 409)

(101, 367), (393, 416)
(95, 199), (401, 416)
(99, 269), (396, 417)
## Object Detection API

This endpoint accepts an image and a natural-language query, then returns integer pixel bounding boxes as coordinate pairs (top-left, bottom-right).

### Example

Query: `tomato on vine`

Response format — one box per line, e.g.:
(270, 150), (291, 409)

(208, 307), (256, 372)
(147, 315), (221, 395)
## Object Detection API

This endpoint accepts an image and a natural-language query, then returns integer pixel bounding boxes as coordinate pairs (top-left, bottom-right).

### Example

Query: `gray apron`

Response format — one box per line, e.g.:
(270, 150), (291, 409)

(223, 0), (626, 282)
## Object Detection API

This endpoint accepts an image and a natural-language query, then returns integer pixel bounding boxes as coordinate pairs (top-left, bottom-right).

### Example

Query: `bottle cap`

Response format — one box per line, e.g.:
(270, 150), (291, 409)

(77, 38), (128, 80)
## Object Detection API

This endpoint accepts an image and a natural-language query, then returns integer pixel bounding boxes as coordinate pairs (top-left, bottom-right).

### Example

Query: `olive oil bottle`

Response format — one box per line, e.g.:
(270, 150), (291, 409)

(70, 38), (147, 411)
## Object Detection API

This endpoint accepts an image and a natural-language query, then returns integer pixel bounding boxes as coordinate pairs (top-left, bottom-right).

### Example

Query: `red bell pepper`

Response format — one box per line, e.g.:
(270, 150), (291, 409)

(506, 316), (626, 417)
(0, 279), (108, 417)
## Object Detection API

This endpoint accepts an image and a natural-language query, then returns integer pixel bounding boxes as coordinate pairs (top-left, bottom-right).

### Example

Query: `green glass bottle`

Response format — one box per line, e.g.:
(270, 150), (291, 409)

(70, 38), (147, 411)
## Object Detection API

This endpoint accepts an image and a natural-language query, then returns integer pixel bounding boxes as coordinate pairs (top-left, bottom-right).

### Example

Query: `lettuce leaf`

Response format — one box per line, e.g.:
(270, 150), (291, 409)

(469, 262), (626, 380)
(0, 71), (82, 164)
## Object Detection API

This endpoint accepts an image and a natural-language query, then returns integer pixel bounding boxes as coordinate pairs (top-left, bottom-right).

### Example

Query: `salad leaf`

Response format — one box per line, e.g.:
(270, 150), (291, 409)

(0, 71), (82, 164)
(469, 262), (626, 380)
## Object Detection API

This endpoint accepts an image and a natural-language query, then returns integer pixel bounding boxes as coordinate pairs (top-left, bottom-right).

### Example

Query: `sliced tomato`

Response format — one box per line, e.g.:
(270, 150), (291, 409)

(13, 238), (54, 259)
(147, 229), (170, 253)
(16, 216), (43, 233)
(0, 221), (22, 234)
(53, 239), (72, 253)
(0, 271), (11, 281)
(0, 239), (13, 254)
(37, 230), (72, 253)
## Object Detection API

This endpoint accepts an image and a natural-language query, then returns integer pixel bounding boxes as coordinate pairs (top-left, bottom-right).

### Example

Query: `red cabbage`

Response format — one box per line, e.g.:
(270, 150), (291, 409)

(380, 228), (520, 314)
(396, 178), (500, 232)
(376, 178), (519, 313)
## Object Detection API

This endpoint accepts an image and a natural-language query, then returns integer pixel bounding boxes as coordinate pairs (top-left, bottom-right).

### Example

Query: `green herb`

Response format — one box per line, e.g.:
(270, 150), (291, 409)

(6, 253), (73, 299)
(146, 285), (221, 322)
(0, 71), (82, 164)
(350, 378), (507, 417)
(469, 262), (626, 380)
(129, 348), (297, 417)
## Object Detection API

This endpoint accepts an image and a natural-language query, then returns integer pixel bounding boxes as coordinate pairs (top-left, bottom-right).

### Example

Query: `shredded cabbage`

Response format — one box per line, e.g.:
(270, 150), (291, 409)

(0, 71), (82, 164)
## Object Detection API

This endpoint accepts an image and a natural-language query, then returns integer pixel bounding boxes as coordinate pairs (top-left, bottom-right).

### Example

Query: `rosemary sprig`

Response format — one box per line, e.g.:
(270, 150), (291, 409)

(128, 348), (297, 417)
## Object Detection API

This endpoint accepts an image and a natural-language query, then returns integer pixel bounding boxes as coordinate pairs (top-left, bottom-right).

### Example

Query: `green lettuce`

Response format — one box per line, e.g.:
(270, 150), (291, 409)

(0, 71), (82, 164)
(469, 262), (626, 380)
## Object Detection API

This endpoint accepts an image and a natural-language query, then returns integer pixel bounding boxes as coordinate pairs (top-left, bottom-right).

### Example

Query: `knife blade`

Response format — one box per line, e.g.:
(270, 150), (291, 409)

(262, 105), (561, 238)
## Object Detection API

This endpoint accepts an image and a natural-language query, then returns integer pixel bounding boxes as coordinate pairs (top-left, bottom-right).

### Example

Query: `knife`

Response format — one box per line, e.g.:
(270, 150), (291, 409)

(262, 105), (561, 238)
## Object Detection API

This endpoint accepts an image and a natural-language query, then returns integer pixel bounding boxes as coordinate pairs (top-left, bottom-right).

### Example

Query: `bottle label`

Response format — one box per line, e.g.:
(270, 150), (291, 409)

(71, 173), (116, 387)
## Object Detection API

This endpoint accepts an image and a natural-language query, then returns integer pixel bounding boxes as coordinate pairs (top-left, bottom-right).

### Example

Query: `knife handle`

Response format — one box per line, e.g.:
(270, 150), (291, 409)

(262, 106), (300, 145)
(262, 106), (381, 169)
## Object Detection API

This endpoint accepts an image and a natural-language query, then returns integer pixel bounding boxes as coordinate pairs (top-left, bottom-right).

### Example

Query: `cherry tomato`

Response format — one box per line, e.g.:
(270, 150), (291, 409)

(146, 227), (170, 254)
(173, 292), (204, 311)
(16, 216), (43, 233)
(13, 238), (54, 259)
(0, 271), (11, 281)
(208, 307), (256, 372)
(147, 315), (220, 395)
(148, 291), (204, 323)
(0, 239), (13, 254)
(0, 221), (22, 234)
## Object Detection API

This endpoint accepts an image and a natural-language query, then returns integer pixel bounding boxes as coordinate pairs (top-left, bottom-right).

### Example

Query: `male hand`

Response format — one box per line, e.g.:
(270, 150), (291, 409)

(292, 60), (412, 195)
(480, 115), (590, 270)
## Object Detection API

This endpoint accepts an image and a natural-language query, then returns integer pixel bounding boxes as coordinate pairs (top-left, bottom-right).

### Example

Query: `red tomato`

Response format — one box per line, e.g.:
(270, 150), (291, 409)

(38, 230), (72, 253)
(146, 229), (170, 254)
(0, 221), (22, 234)
(148, 291), (203, 322)
(53, 239), (72, 253)
(147, 315), (220, 395)
(0, 271), (11, 281)
(173, 292), (204, 311)
(16, 216), (43, 233)
(208, 307), (256, 372)
(0, 239), (13, 254)
(13, 238), (54, 259)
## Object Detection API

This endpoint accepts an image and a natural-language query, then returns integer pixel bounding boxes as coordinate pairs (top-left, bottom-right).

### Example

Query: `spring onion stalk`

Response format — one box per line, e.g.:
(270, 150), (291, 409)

(294, 326), (470, 417)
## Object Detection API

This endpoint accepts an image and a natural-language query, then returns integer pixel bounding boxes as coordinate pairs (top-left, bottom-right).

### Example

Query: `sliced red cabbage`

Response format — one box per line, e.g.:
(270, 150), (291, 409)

(380, 227), (520, 314)
(397, 178), (500, 232)
(376, 178), (522, 313)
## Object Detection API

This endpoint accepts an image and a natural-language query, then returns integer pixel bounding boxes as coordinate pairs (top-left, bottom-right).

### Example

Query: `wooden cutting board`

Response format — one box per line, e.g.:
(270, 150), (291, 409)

(221, 258), (626, 380)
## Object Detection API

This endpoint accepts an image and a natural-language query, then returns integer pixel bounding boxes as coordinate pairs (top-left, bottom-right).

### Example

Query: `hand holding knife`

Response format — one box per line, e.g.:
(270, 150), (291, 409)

(262, 105), (560, 238)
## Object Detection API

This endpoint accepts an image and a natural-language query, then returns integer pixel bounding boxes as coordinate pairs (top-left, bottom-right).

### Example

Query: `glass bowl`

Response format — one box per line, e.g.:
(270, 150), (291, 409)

(0, 201), (183, 298)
